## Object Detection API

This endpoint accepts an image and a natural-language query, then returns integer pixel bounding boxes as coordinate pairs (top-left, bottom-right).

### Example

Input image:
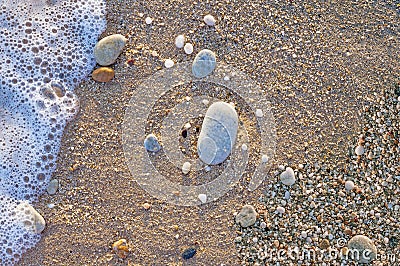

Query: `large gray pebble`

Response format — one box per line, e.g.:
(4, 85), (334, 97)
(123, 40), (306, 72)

(94, 34), (127, 66)
(347, 235), (377, 263)
(197, 102), (238, 165)
(235, 205), (257, 227)
(192, 49), (216, 78)
(144, 134), (161, 152)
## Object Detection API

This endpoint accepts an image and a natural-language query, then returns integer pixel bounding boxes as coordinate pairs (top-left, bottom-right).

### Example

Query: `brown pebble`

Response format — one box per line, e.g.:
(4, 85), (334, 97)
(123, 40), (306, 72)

(142, 203), (151, 210)
(344, 228), (352, 235)
(320, 239), (330, 249)
(92, 67), (115, 82)
(112, 239), (129, 259)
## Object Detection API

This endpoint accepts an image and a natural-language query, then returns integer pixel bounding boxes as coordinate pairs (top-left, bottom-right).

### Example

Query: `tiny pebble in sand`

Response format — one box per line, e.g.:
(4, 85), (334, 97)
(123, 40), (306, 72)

(184, 43), (194, 54)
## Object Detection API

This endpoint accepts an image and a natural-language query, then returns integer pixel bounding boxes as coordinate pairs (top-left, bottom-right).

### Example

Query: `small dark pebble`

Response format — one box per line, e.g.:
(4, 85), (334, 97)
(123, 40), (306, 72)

(182, 129), (188, 138)
(182, 247), (196, 260)
(389, 236), (398, 248)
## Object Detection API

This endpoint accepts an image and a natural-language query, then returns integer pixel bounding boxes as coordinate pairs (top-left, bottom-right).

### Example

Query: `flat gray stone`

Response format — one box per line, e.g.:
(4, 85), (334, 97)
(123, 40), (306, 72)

(144, 134), (161, 152)
(197, 102), (238, 165)
(94, 34), (127, 66)
(192, 49), (216, 78)
(347, 235), (377, 263)
(235, 205), (257, 228)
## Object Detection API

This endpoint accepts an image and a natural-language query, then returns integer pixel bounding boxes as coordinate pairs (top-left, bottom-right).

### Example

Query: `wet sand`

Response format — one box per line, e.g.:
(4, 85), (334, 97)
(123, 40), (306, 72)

(19, 1), (399, 265)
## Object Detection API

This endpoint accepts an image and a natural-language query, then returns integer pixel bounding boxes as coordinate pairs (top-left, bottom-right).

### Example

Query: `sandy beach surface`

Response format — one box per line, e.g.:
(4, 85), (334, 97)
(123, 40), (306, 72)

(18, 0), (399, 265)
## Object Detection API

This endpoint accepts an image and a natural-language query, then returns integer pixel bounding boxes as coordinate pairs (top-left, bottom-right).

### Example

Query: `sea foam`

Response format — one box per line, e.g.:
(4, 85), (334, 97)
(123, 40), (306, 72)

(0, 0), (106, 264)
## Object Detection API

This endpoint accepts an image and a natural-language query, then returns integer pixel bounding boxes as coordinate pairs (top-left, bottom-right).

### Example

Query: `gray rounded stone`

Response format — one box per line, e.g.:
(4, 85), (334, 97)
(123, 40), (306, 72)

(347, 235), (377, 263)
(144, 134), (161, 152)
(235, 205), (257, 228)
(197, 102), (238, 165)
(46, 179), (59, 195)
(94, 34), (127, 66)
(192, 49), (217, 78)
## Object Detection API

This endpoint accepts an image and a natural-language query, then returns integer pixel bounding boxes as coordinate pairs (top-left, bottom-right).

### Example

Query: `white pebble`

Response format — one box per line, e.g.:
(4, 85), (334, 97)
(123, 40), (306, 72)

(223, 76), (230, 81)
(145, 17), (153, 25)
(184, 123), (191, 129)
(203, 14), (216, 26)
(198, 193), (207, 203)
(261, 154), (269, 163)
(175, 34), (185, 49)
(164, 59), (174, 68)
(255, 109), (263, 117)
(276, 206), (285, 214)
(260, 222), (267, 229)
(241, 144), (248, 151)
(355, 145), (365, 155)
(182, 162), (191, 174)
(47, 203), (55, 209)
(345, 180), (355, 191)
(202, 99), (210, 106)
(205, 165), (211, 172)
(184, 43), (194, 54)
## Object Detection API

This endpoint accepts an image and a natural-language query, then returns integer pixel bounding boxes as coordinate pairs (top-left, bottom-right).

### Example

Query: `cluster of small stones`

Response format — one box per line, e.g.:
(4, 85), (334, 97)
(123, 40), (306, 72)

(235, 86), (399, 265)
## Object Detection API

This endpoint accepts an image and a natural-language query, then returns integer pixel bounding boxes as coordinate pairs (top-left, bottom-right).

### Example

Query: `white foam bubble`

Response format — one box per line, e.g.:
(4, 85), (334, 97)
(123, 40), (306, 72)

(0, 0), (106, 264)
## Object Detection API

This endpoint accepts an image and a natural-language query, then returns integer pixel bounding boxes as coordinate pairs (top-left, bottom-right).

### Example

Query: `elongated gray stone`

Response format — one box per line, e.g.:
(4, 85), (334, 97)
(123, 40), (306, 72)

(192, 49), (216, 78)
(94, 34), (127, 66)
(197, 102), (238, 165)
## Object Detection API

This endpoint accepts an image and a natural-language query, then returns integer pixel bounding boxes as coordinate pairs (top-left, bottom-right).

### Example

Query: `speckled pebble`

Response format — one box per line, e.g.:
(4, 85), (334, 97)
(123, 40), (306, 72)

(235, 205), (257, 228)
(347, 235), (377, 263)
(94, 34), (127, 66)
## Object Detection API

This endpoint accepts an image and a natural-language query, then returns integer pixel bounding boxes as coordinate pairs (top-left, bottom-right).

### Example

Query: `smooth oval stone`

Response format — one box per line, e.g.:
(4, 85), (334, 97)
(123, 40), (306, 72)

(144, 134), (161, 152)
(192, 49), (216, 78)
(197, 102), (238, 165)
(94, 34), (127, 66)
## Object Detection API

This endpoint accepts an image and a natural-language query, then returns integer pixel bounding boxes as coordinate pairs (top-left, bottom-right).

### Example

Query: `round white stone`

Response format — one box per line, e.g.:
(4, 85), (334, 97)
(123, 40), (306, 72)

(355, 145), (365, 155)
(280, 167), (296, 186)
(175, 34), (185, 48)
(241, 144), (248, 151)
(145, 17), (153, 24)
(203, 14), (216, 26)
(198, 194), (207, 203)
(182, 162), (191, 174)
(345, 180), (355, 191)
(184, 123), (191, 129)
(261, 155), (269, 163)
(164, 59), (174, 68)
(255, 109), (263, 117)
(184, 43), (194, 54)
